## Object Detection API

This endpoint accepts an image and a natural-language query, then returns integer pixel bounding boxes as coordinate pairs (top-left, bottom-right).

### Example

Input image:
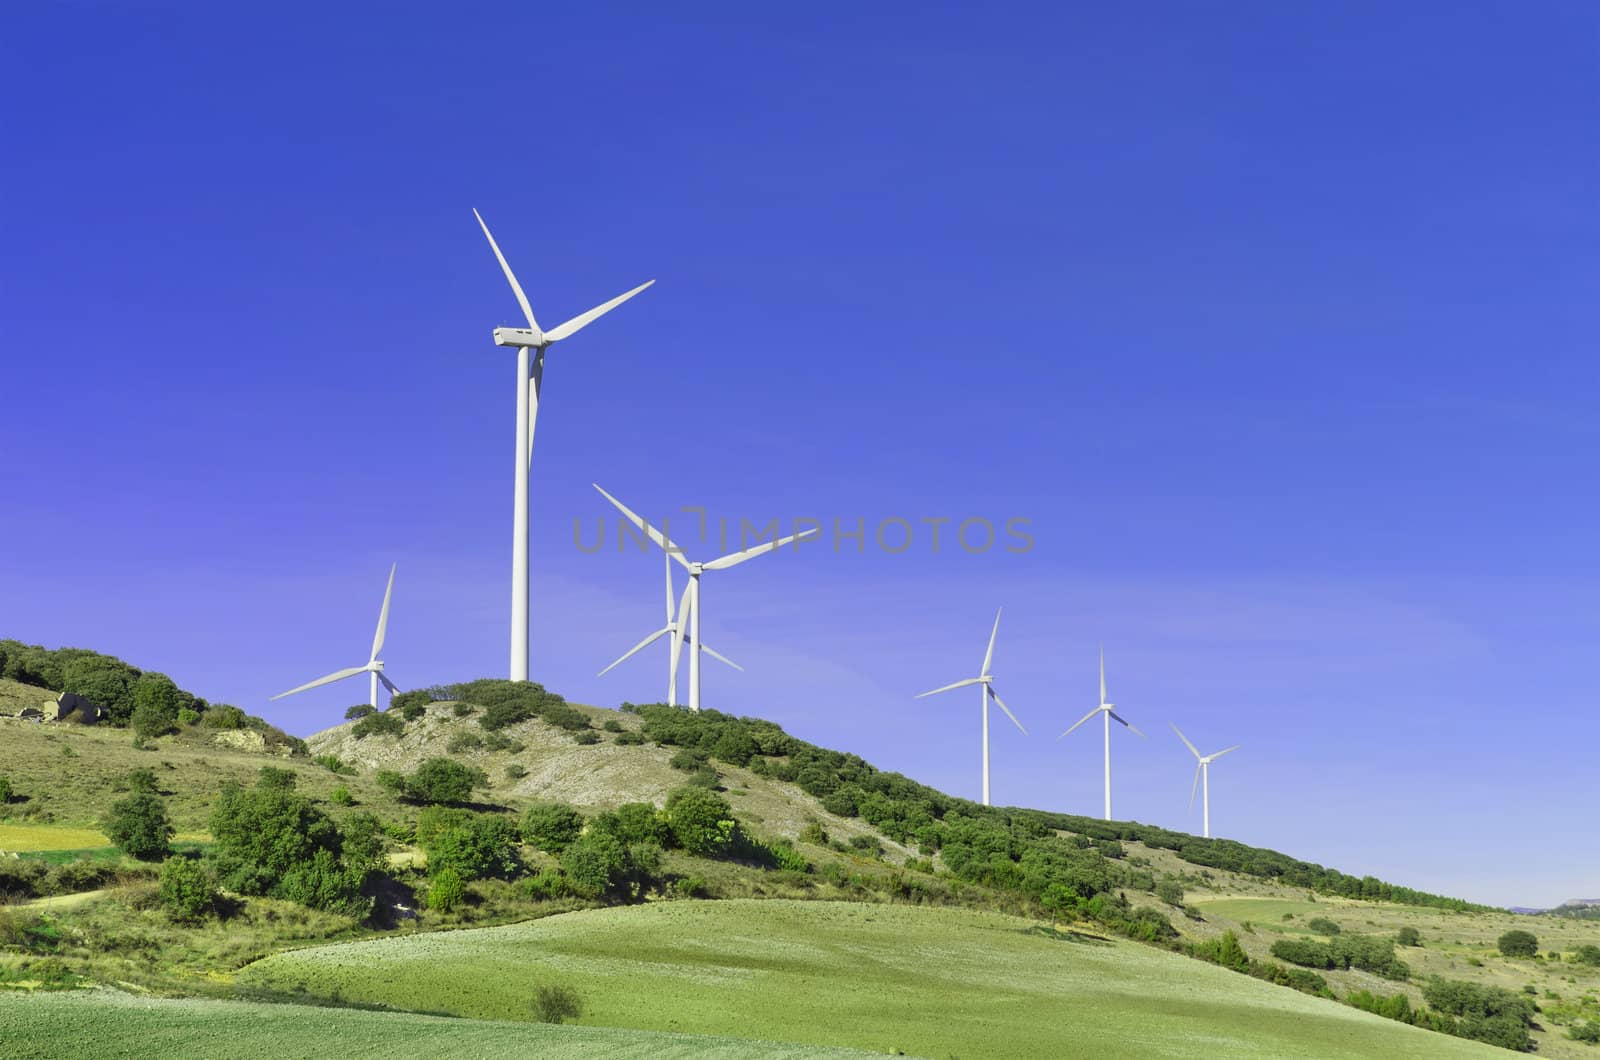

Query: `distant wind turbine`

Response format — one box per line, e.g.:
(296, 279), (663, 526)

(597, 550), (743, 706)
(271, 564), (400, 710)
(1170, 723), (1239, 839)
(916, 609), (1027, 807)
(1059, 647), (1144, 820)
(593, 484), (817, 711)
(473, 209), (654, 684)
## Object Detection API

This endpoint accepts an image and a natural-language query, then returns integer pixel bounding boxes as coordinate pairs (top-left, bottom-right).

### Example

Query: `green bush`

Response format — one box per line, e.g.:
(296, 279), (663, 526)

(0, 775), (13, 804)
(483, 731), (519, 752)
(1498, 929), (1539, 958)
(1570, 1020), (1600, 1044)
(613, 730), (646, 745)
(1574, 944), (1600, 966)
(574, 731), (601, 745)
(1396, 926), (1422, 947)
(1155, 878), (1184, 906)
(428, 866), (465, 912)
(602, 719), (623, 733)
(559, 832), (630, 898)
(447, 731), (484, 753)
(425, 814), (522, 881)
(532, 984), (583, 1024)
(669, 748), (707, 772)
(313, 754), (354, 776)
(766, 839), (810, 873)
(103, 792), (173, 860)
(404, 758), (488, 804)
(390, 689), (433, 719)
(521, 803), (584, 852)
(158, 856), (215, 922)
(1307, 917), (1341, 936)
(523, 867), (572, 901)
(375, 770), (407, 796)
(353, 710), (405, 740)
(665, 786), (736, 857)
(848, 834), (884, 857)
(345, 704), (376, 721)
(504, 763), (528, 780)
(591, 803), (669, 847)
(329, 786), (354, 806)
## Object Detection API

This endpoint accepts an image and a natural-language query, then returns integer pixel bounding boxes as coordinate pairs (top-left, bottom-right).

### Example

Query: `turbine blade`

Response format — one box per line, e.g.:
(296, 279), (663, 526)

(700, 643), (743, 671)
(377, 672), (400, 695)
(1210, 744), (1241, 760)
(1099, 644), (1107, 706)
(915, 676), (984, 698)
(1108, 710), (1145, 737)
(597, 627), (672, 677)
(1170, 722), (1201, 759)
(702, 527), (822, 571)
(543, 280), (655, 342)
(270, 664), (369, 700)
(981, 608), (1001, 675)
(1058, 706), (1102, 739)
(988, 686), (1027, 735)
(472, 208), (540, 332)
(1190, 763), (1202, 810)
(593, 484), (692, 569)
(370, 563), (396, 663)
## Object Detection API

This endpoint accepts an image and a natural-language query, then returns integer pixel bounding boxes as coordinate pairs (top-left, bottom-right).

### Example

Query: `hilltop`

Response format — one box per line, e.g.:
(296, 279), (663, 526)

(1, 663), (1597, 1056)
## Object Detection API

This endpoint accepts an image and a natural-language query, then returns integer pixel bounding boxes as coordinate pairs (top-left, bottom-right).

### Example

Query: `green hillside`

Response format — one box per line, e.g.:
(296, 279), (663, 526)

(239, 899), (1504, 1060)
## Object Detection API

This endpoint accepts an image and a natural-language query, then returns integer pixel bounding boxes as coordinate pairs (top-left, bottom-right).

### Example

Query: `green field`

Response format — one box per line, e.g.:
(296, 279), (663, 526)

(0, 989), (876, 1060)
(240, 899), (1503, 1059)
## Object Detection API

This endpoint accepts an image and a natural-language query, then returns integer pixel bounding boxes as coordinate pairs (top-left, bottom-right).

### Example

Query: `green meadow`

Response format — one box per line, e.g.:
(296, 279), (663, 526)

(240, 899), (1504, 1059)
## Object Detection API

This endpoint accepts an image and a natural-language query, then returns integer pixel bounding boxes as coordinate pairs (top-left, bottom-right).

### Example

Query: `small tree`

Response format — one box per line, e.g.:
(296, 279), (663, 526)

(532, 984), (583, 1024)
(126, 768), (159, 794)
(521, 802), (585, 852)
(1574, 943), (1600, 966)
(159, 856), (215, 921)
(1396, 926), (1422, 947)
(0, 775), (11, 804)
(344, 704), (376, 721)
(104, 792), (173, 860)
(1307, 917), (1342, 936)
(665, 786), (736, 857)
(1155, 878), (1184, 907)
(1498, 929), (1539, 958)
(406, 758), (487, 804)
(427, 865), (465, 912)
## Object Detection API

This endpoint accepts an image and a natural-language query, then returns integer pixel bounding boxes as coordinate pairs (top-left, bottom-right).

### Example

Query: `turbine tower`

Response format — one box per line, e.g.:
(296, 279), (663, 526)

(1171, 723), (1239, 839)
(593, 484), (818, 711)
(272, 564), (400, 710)
(1059, 646), (1144, 820)
(473, 209), (653, 683)
(915, 609), (1026, 806)
(597, 550), (743, 706)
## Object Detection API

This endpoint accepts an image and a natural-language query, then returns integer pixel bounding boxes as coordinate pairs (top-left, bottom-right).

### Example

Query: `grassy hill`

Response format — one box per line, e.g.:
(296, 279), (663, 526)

(2, 668), (1598, 1056)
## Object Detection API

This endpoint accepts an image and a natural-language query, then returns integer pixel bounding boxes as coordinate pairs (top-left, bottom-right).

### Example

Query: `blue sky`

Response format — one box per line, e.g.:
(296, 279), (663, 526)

(3, 3), (1597, 907)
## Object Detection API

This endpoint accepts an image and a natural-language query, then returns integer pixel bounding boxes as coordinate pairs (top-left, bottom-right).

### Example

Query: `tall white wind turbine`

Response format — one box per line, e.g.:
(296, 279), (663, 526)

(1171, 723), (1239, 839)
(473, 209), (654, 684)
(597, 551), (743, 706)
(1059, 647), (1145, 820)
(271, 564), (400, 710)
(915, 609), (1027, 807)
(593, 484), (818, 711)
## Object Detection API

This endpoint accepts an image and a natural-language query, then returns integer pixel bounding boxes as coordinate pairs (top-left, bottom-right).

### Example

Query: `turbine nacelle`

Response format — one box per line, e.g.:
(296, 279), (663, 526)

(493, 326), (546, 348)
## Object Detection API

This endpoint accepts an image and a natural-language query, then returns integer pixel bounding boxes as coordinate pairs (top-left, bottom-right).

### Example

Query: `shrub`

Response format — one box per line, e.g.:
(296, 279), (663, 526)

(559, 832), (629, 899)
(375, 769), (407, 796)
(0, 775), (11, 804)
(353, 711), (405, 740)
(665, 787), (736, 857)
(483, 731), (519, 752)
(1499, 930), (1539, 958)
(1571, 1021), (1600, 1044)
(405, 758), (488, 804)
(799, 821), (828, 846)
(669, 748), (707, 772)
(1307, 917), (1342, 936)
(447, 731), (484, 753)
(452, 703), (475, 717)
(670, 875), (708, 899)
(521, 803), (584, 853)
(711, 728), (756, 767)
(428, 866), (465, 912)
(425, 814), (522, 881)
(1190, 930), (1251, 974)
(532, 984), (583, 1024)
(573, 731), (600, 745)
(1574, 944), (1600, 966)
(602, 719), (623, 733)
(613, 730), (646, 746)
(523, 867), (572, 901)
(329, 786), (354, 806)
(848, 834), (884, 857)
(766, 839), (810, 874)
(390, 689), (432, 720)
(504, 763), (528, 780)
(344, 704), (376, 721)
(104, 792), (173, 860)
(592, 803), (669, 847)
(158, 856), (214, 922)
(313, 754), (354, 775)
(1396, 926), (1422, 947)
(1155, 878), (1184, 907)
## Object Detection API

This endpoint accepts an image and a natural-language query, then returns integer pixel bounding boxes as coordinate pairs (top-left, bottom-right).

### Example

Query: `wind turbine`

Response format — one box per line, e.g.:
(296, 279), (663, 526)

(915, 609), (1027, 807)
(597, 550), (743, 706)
(1171, 723), (1239, 839)
(593, 484), (818, 711)
(271, 564), (400, 710)
(473, 209), (653, 684)
(1059, 647), (1145, 820)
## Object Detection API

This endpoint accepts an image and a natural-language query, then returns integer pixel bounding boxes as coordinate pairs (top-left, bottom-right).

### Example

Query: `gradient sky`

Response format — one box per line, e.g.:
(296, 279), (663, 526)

(3, 3), (1597, 907)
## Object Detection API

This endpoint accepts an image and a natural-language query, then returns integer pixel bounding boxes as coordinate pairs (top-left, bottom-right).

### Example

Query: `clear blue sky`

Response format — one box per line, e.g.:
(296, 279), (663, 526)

(3, 3), (1596, 907)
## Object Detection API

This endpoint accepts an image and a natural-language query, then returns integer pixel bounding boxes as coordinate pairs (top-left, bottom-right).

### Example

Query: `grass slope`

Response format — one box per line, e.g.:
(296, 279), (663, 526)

(240, 899), (1504, 1060)
(0, 989), (877, 1060)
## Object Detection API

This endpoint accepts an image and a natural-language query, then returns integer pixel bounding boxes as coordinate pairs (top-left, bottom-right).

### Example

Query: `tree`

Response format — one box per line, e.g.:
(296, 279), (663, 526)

(521, 803), (585, 852)
(344, 704), (376, 721)
(1574, 943), (1600, 966)
(1307, 917), (1342, 936)
(104, 792), (173, 860)
(1213, 930), (1251, 974)
(1396, 926), (1422, 947)
(126, 768), (158, 794)
(591, 803), (669, 847)
(405, 758), (486, 804)
(532, 984), (583, 1024)
(559, 831), (629, 898)
(352, 711), (404, 739)
(1155, 878), (1184, 907)
(665, 786), (736, 857)
(159, 856), (215, 921)
(428, 866), (465, 912)
(130, 673), (185, 736)
(1498, 929), (1538, 958)
(425, 814), (522, 880)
